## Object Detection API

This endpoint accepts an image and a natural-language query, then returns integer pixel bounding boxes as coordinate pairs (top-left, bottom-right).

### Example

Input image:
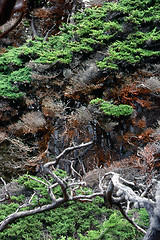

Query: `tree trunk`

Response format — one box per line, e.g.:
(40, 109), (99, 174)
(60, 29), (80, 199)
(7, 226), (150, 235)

(143, 228), (160, 240)
(143, 182), (160, 240)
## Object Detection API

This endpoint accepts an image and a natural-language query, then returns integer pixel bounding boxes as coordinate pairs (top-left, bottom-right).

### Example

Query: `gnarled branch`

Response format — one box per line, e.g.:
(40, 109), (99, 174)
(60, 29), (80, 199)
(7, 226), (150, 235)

(0, 141), (100, 232)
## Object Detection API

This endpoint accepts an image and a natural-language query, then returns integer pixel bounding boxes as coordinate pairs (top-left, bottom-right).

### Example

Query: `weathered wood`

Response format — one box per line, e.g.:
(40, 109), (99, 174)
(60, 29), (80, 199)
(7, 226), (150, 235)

(143, 182), (160, 240)
(0, 0), (25, 38)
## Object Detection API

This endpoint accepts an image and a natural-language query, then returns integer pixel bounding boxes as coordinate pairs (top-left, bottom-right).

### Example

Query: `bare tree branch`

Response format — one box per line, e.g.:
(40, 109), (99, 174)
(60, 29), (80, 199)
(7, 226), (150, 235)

(100, 172), (160, 239)
(44, 141), (93, 168)
(0, 142), (159, 240)
(143, 182), (160, 240)
(0, 177), (103, 232)
(0, 177), (10, 202)
(31, 16), (38, 39)
(0, 141), (98, 232)
(0, 198), (66, 232)
(27, 175), (57, 202)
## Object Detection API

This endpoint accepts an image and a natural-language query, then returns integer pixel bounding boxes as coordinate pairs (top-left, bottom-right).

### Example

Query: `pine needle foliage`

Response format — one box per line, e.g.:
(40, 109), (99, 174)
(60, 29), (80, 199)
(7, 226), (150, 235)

(78, 209), (147, 240)
(0, 67), (32, 98)
(0, 0), (160, 98)
(0, 171), (107, 239)
(90, 98), (133, 117)
(0, 171), (149, 240)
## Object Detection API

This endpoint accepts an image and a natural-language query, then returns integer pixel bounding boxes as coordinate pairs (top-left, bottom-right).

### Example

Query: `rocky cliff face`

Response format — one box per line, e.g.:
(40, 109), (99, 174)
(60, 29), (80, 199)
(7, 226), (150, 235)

(0, 0), (160, 179)
(0, 60), (159, 179)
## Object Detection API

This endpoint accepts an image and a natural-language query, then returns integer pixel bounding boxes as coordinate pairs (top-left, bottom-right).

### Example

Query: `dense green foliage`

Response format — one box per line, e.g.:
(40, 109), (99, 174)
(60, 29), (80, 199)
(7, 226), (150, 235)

(0, 170), (148, 239)
(0, 67), (32, 98)
(0, 0), (160, 98)
(90, 98), (133, 117)
(98, 28), (160, 70)
(0, 171), (106, 239)
(0, 199), (107, 240)
(78, 210), (146, 240)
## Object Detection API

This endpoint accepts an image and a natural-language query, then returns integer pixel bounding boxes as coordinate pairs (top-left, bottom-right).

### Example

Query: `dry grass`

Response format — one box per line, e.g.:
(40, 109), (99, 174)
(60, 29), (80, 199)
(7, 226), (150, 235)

(8, 111), (46, 135)
(42, 97), (65, 118)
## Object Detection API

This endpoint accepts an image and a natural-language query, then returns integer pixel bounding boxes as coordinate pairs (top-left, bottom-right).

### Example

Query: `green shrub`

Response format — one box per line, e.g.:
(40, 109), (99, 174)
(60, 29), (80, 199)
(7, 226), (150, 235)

(90, 98), (133, 117)
(0, 171), (107, 239)
(0, 0), (160, 98)
(78, 208), (149, 240)
(97, 28), (160, 70)
(0, 67), (32, 98)
(0, 171), (149, 239)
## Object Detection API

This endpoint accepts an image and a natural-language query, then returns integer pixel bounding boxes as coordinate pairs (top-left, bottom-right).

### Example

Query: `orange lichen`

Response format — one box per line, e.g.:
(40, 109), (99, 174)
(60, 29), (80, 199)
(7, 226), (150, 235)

(136, 118), (146, 129)
(137, 128), (154, 142)
(110, 79), (152, 109)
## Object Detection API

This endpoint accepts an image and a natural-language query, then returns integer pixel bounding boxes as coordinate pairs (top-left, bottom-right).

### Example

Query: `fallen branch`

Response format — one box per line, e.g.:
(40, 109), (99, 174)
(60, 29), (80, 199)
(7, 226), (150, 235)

(0, 178), (10, 202)
(45, 140), (93, 168)
(0, 141), (99, 232)
(101, 172), (160, 240)
(0, 143), (160, 240)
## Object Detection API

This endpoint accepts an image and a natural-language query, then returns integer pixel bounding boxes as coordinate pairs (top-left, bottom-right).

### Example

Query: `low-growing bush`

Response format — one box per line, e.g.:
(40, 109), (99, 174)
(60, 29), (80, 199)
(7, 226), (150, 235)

(0, 170), (149, 239)
(90, 98), (133, 117)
